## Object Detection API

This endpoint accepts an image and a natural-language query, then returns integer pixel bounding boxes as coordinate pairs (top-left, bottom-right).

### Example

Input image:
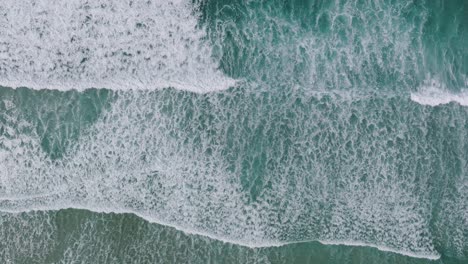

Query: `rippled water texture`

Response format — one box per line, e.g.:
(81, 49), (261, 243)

(0, 0), (467, 263)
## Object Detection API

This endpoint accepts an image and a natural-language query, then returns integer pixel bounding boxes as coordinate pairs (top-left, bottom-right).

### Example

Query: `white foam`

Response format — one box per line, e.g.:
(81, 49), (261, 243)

(0, 0), (235, 93)
(0, 191), (66, 201)
(411, 79), (468, 106)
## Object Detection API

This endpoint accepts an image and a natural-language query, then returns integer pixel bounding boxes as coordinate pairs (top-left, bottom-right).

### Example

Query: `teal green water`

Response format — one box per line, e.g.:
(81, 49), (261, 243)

(0, 0), (467, 263)
(0, 209), (462, 264)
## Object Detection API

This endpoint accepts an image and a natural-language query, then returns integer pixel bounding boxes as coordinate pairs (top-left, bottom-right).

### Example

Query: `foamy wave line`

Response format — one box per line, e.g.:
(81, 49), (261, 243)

(318, 240), (440, 260)
(0, 190), (66, 201)
(411, 90), (468, 106)
(0, 78), (237, 94)
(0, 205), (440, 260)
(411, 79), (468, 106)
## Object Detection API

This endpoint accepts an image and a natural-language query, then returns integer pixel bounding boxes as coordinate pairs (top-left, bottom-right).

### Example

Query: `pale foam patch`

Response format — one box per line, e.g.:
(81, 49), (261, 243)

(411, 79), (468, 106)
(0, 0), (235, 93)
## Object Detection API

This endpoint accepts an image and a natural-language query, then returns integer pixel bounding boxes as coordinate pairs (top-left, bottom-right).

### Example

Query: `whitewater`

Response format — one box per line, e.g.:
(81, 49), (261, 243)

(0, 0), (467, 263)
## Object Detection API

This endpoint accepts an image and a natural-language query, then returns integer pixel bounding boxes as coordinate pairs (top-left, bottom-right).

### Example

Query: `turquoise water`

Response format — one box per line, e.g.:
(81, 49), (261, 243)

(0, 0), (467, 263)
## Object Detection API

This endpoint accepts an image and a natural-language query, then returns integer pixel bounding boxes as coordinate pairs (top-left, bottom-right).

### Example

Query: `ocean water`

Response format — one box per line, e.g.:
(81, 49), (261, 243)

(0, 0), (467, 263)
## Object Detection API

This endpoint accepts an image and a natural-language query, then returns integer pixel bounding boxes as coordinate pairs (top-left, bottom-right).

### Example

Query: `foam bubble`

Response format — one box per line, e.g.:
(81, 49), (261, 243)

(0, 0), (235, 93)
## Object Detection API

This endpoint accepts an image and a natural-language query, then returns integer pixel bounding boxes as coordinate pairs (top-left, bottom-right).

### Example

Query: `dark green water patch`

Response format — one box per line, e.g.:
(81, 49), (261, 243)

(0, 87), (114, 159)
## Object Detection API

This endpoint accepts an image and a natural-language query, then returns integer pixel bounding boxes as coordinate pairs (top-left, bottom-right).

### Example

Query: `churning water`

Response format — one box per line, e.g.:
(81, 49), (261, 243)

(0, 0), (467, 263)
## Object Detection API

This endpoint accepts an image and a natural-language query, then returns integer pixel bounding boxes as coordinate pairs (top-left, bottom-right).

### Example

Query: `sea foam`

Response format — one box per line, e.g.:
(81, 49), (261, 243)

(0, 0), (235, 93)
(411, 79), (468, 106)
